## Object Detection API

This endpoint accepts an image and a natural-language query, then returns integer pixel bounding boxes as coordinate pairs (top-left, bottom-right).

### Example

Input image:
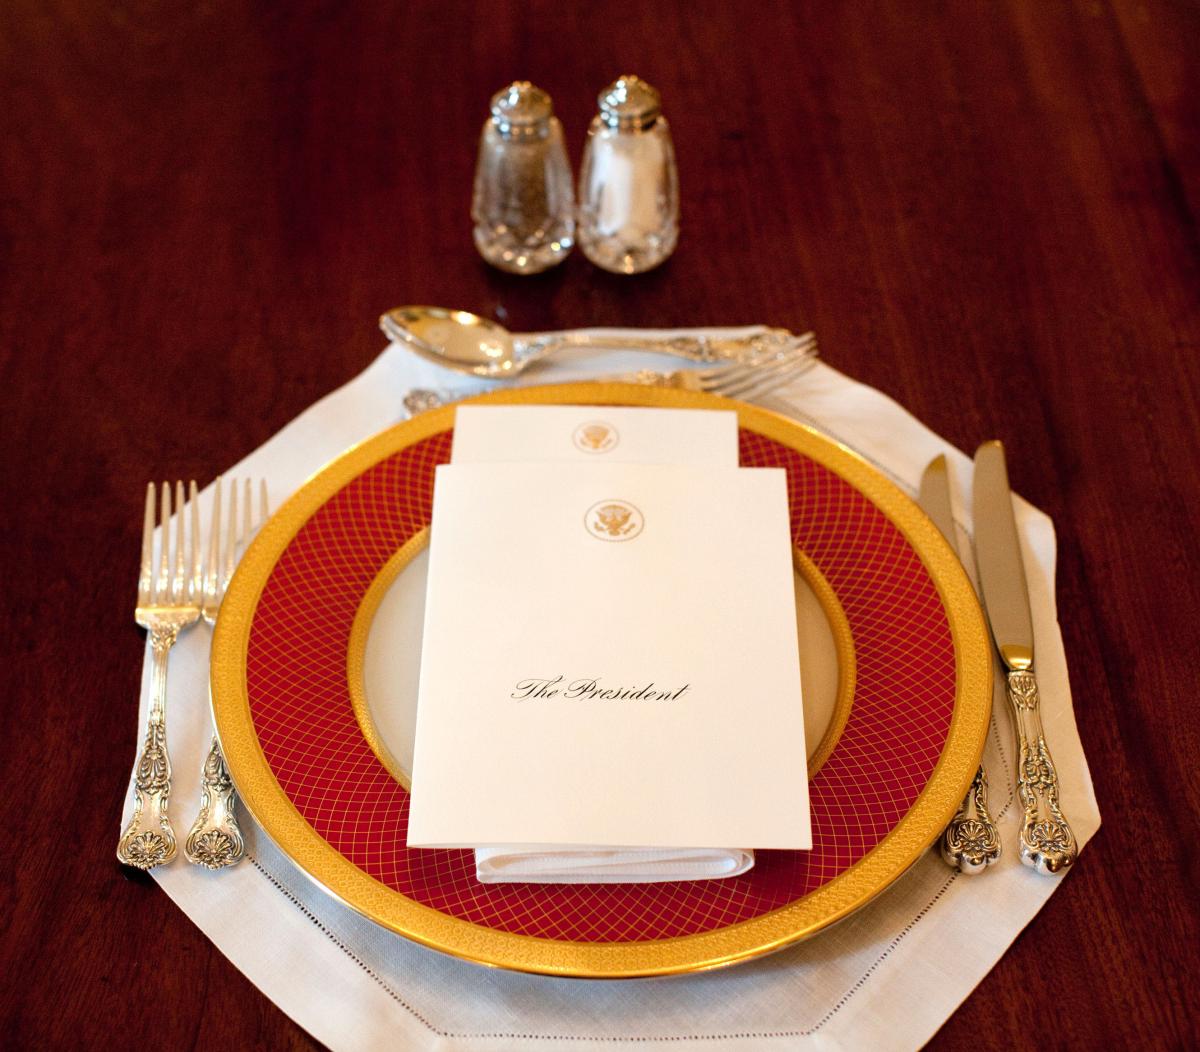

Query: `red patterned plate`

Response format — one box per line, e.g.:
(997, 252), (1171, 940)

(211, 383), (990, 977)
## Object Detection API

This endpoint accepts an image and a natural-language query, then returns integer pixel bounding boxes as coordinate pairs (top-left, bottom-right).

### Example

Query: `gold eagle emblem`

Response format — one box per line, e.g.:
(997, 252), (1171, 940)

(586, 500), (643, 541)
(573, 421), (619, 453)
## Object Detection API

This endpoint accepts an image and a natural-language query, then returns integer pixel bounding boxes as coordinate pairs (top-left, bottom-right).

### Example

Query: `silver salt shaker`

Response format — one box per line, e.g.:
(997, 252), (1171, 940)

(578, 76), (679, 274)
(471, 81), (574, 274)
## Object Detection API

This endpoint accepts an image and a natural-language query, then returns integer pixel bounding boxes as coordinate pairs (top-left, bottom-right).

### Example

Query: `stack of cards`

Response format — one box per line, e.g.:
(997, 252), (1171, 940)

(406, 405), (811, 884)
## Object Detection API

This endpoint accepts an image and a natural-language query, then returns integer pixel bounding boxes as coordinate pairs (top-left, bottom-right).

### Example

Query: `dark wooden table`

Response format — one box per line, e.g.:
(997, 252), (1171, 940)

(3, 1), (1197, 1047)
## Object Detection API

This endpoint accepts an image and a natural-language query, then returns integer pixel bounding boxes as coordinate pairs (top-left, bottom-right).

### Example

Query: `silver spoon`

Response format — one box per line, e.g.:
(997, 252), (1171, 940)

(379, 305), (814, 380)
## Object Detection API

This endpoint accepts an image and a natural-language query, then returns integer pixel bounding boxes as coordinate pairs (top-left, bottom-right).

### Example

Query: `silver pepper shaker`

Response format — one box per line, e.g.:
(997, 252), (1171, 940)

(471, 81), (575, 274)
(578, 76), (679, 274)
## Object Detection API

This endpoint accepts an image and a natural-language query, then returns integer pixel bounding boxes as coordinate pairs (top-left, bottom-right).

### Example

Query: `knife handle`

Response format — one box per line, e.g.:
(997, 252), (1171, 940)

(1006, 668), (1077, 875)
(940, 764), (1001, 874)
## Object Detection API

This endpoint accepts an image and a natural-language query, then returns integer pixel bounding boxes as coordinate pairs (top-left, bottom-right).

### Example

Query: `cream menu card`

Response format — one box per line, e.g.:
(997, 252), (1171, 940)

(450, 404), (739, 464)
(406, 460), (812, 852)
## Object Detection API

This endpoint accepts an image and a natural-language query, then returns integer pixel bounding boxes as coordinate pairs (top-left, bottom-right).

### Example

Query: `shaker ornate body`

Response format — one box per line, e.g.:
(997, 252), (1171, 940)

(472, 81), (574, 274)
(578, 76), (679, 274)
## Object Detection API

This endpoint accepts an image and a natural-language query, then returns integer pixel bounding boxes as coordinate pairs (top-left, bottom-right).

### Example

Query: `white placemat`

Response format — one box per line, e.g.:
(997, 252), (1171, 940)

(130, 330), (1100, 1051)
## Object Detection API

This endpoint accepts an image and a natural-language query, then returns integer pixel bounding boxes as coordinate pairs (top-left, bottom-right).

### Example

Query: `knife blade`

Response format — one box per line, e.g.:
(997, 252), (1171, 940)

(972, 440), (1076, 874)
(917, 454), (958, 552)
(918, 455), (1000, 873)
(973, 441), (1035, 671)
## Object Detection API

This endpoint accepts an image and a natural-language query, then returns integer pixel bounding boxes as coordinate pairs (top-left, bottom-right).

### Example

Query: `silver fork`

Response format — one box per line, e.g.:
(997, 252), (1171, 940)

(118, 481), (202, 869)
(184, 477), (269, 869)
(400, 340), (820, 418)
(611, 338), (818, 399)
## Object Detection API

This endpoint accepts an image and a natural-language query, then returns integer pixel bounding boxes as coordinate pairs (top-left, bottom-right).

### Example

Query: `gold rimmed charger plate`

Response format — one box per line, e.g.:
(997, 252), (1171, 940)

(211, 383), (991, 978)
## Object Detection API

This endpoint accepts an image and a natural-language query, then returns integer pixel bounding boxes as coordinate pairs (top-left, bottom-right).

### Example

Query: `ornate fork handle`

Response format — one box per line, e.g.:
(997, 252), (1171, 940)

(184, 738), (245, 869)
(516, 328), (802, 365)
(1007, 668), (1077, 874)
(117, 624), (179, 868)
(941, 765), (1001, 873)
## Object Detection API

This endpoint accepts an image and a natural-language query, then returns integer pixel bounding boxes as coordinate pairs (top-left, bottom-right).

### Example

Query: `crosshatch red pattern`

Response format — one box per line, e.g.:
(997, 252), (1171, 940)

(245, 426), (956, 943)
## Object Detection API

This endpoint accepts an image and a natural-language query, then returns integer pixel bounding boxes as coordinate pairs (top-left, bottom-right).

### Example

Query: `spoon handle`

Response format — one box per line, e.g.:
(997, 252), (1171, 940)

(514, 328), (813, 366)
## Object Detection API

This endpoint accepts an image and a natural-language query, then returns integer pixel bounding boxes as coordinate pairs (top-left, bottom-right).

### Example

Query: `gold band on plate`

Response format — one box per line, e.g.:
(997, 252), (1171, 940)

(211, 383), (992, 978)
(347, 529), (429, 791)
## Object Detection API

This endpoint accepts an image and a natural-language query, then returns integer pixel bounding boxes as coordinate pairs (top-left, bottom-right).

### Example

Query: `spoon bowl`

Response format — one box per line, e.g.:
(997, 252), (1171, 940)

(381, 306), (519, 378)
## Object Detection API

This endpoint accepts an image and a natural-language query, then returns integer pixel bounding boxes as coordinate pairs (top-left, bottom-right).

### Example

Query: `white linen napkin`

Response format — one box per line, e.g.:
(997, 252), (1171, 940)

(475, 846), (755, 883)
(131, 329), (1100, 1052)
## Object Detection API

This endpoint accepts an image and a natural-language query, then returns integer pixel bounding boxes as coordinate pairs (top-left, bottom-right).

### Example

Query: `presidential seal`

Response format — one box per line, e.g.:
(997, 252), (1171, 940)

(585, 499), (644, 541)
(573, 421), (619, 453)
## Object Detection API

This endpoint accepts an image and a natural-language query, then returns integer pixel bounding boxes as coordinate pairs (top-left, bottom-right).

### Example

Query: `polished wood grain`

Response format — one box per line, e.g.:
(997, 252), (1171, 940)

(2, 1), (1197, 1047)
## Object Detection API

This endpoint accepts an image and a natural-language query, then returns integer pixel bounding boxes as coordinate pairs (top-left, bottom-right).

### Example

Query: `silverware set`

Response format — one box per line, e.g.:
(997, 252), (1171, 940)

(398, 337), (819, 419)
(923, 445), (1077, 876)
(117, 477), (268, 871)
(120, 322), (1076, 883)
(380, 305), (816, 378)
(382, 305), (819, 414)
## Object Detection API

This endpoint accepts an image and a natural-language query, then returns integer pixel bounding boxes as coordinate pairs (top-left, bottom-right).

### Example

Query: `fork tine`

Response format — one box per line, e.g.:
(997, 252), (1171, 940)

(714, 350), (811, 399)
(717, 348), (817, 400)
(189, 480), (200, 603)
(736, 360), (814, 401)
(138, 483), (155, 606)
(260, 480), (270, 527)
(172, 480), (186, 603)
(707, 352), (794, 395)
(694, 360), (752, 384)
(223, 477), (239, 589)
(156, 482), (171, 604)
(699, 351), (793, 394)
(205, 477), (222, 616)
(706, 347), (802, 397)
(697, 360), (756, 388)
(242, 478), (252, 546)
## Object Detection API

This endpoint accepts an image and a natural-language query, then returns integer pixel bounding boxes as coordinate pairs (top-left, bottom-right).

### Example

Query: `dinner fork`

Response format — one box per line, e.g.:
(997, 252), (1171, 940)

(400, 340), (820, 418)
(117, 481), (202, 869)
(184, 477), (269, 869)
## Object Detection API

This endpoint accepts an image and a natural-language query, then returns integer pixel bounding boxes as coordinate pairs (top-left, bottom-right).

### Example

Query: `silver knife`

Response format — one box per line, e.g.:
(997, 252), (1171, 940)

(974, 440), (1077, 874)
(918, 455), (1001, 874)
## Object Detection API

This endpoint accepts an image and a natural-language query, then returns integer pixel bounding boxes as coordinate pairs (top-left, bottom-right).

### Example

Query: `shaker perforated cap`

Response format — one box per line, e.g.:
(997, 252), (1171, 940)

(597, 75), (662, 129)
(489, 81), (554, 138)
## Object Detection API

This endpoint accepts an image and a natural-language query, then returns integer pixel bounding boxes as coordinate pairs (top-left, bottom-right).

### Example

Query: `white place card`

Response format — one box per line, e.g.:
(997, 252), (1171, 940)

(450, 405), (739, 465)
(407, 461), (811, 852)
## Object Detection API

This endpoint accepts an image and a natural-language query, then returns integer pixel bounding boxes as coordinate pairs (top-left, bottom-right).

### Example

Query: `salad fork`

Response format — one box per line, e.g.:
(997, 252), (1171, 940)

(184, 477), (269, 869)
(118, 481), (201, 869)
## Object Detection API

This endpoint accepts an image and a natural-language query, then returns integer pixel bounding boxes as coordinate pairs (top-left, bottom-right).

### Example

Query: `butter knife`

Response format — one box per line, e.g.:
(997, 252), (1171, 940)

(974, 440), (1077, 874)
(919, 455), (1001, 874)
